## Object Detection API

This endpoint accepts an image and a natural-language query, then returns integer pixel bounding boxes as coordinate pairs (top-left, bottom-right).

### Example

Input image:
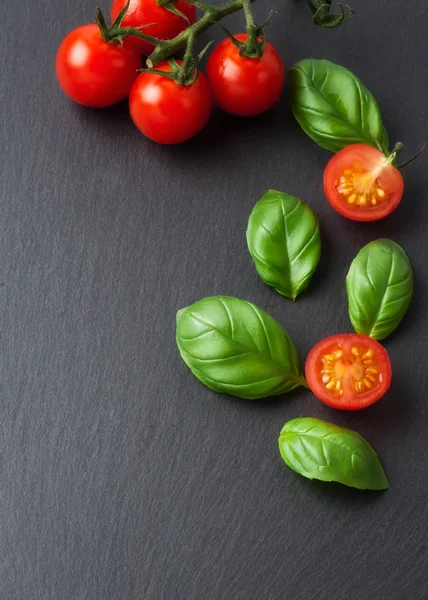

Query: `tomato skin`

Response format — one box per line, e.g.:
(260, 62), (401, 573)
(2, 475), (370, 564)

(111, 0), (196, 56)
(305, 334), (392, 411)
(206, 34), (285, 117)
(323, 144), (404, 222)
(56, 24), (141, 108)
(129, 62), (213, 144)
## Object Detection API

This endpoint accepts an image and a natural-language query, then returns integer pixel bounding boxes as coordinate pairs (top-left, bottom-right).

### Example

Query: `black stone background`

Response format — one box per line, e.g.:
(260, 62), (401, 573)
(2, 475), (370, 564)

(1, 0), (428, 598)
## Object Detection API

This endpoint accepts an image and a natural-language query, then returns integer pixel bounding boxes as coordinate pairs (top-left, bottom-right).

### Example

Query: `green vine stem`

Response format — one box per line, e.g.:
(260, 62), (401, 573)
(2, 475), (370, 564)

(392, 142), (426, 169)
(97, 0), (353, 70)
(241, 0), (261, 57)
(146, 0), (255, 67)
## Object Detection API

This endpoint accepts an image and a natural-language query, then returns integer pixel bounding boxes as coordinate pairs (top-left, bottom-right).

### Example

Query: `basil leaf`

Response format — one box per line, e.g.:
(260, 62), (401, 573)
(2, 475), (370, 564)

(347, 239), (413, 341)
(247, 190), (321, 300)
(176, 296), (305, 399)
(289, 58), (389, 154)
(278, 418), (389, 490)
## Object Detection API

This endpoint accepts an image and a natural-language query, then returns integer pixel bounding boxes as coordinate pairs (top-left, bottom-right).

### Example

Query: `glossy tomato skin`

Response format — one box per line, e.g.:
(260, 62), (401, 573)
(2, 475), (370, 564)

(129, 62), (213, 144)
(305, 333), (392, 411)
(56, 24), (141, 108)
(206, 34), (285, 117)
(324, 144), (404, 222)
(111, 0), (196, 56)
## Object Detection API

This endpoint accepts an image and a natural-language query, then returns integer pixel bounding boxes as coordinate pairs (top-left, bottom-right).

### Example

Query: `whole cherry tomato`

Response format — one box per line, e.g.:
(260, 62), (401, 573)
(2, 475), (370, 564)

(305, 333), (392, 410)
(111, 0), (196, 56)
(129, 61), (212, 144)
(323, 144), (404, 222)
(56, 24), (141, 108)
(206, 34), (285, 117)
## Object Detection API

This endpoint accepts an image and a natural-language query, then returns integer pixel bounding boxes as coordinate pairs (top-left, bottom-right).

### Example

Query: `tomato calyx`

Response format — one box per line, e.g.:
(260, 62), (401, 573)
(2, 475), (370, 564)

(145, 32), (212, 86)
(307, 0), (355, 29)
(156, 0), (191, 25)
(95, 0), (160, 47)
(220, 0), (273, 59)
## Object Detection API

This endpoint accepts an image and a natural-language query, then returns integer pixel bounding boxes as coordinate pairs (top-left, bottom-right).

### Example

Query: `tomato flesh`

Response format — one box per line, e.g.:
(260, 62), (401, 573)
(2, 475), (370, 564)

(56, 24), (141, 108)
(129, 61), (213, 144)
(111, 0), (196, 56)
(206, 34), (285, 117)
(305, 334), (392, 410)
(323, 144), (404, 222)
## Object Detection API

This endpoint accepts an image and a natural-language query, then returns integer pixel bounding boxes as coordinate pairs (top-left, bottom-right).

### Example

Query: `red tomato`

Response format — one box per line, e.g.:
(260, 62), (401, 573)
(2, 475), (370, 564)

(206, 34), (285, 117)
(56, 24), (141, 108)
(129, 62), (212, 144)
(323, 144), (404, 222)
(305, 334), (392, 410)
(111, 0), (196, 56)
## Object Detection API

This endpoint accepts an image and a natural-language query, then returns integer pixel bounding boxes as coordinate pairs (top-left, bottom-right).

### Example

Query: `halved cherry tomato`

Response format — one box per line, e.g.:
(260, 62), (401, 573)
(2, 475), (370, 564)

(111, 0), (196, 56)
(206, 34), (285, 117)
(323, 144), (404, 222)
(56, 24), (141, 108)
(305, 334), (392, 410)
(129, 61), (212, 144)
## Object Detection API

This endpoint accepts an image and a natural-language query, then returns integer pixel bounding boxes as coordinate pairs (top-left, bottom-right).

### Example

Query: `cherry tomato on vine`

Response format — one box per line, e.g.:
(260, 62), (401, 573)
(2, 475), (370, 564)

(111, 0), (196, 56)
(323, 144), (404, 222)
(56, 24), (141, 108)
(305, 333), (392, 411)
(206, 34), (285, 117)
(129, 61), (213, 144)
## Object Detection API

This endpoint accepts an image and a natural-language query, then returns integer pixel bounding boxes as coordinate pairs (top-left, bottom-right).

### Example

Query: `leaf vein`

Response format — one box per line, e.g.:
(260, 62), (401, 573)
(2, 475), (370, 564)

(185, 309), (300, 379)
(290, 225), (318, 266)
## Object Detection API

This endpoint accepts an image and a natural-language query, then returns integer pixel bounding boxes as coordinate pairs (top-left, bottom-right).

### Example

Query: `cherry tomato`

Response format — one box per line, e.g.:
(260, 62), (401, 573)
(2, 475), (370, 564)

(56, 24), (141, 108)
(111, 0), (196, 56)
(129, 62), (212, 144)
(305, 334), (392, 410)
(206, 34), (285, 117)
(323, 144), (404, 222)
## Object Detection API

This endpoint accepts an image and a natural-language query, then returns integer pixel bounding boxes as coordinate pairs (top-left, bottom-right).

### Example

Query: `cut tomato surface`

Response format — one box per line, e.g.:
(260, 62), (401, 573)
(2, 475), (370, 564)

(305, 334), (392, 410)
(323, 144), (404, 222)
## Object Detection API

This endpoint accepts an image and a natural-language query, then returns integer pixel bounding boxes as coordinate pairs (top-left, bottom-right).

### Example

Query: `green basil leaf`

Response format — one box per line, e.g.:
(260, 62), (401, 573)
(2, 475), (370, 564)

(289, 58), (389, 154)
(176, 296), (306, 399)
(347, 239), (413, 341)
(278, 418), (389, 490)
(247, 190), (321, 300)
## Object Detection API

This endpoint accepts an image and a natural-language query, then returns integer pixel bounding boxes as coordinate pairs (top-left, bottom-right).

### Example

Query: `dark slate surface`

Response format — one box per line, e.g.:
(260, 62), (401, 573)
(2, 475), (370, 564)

(1, 1), (428, 598)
